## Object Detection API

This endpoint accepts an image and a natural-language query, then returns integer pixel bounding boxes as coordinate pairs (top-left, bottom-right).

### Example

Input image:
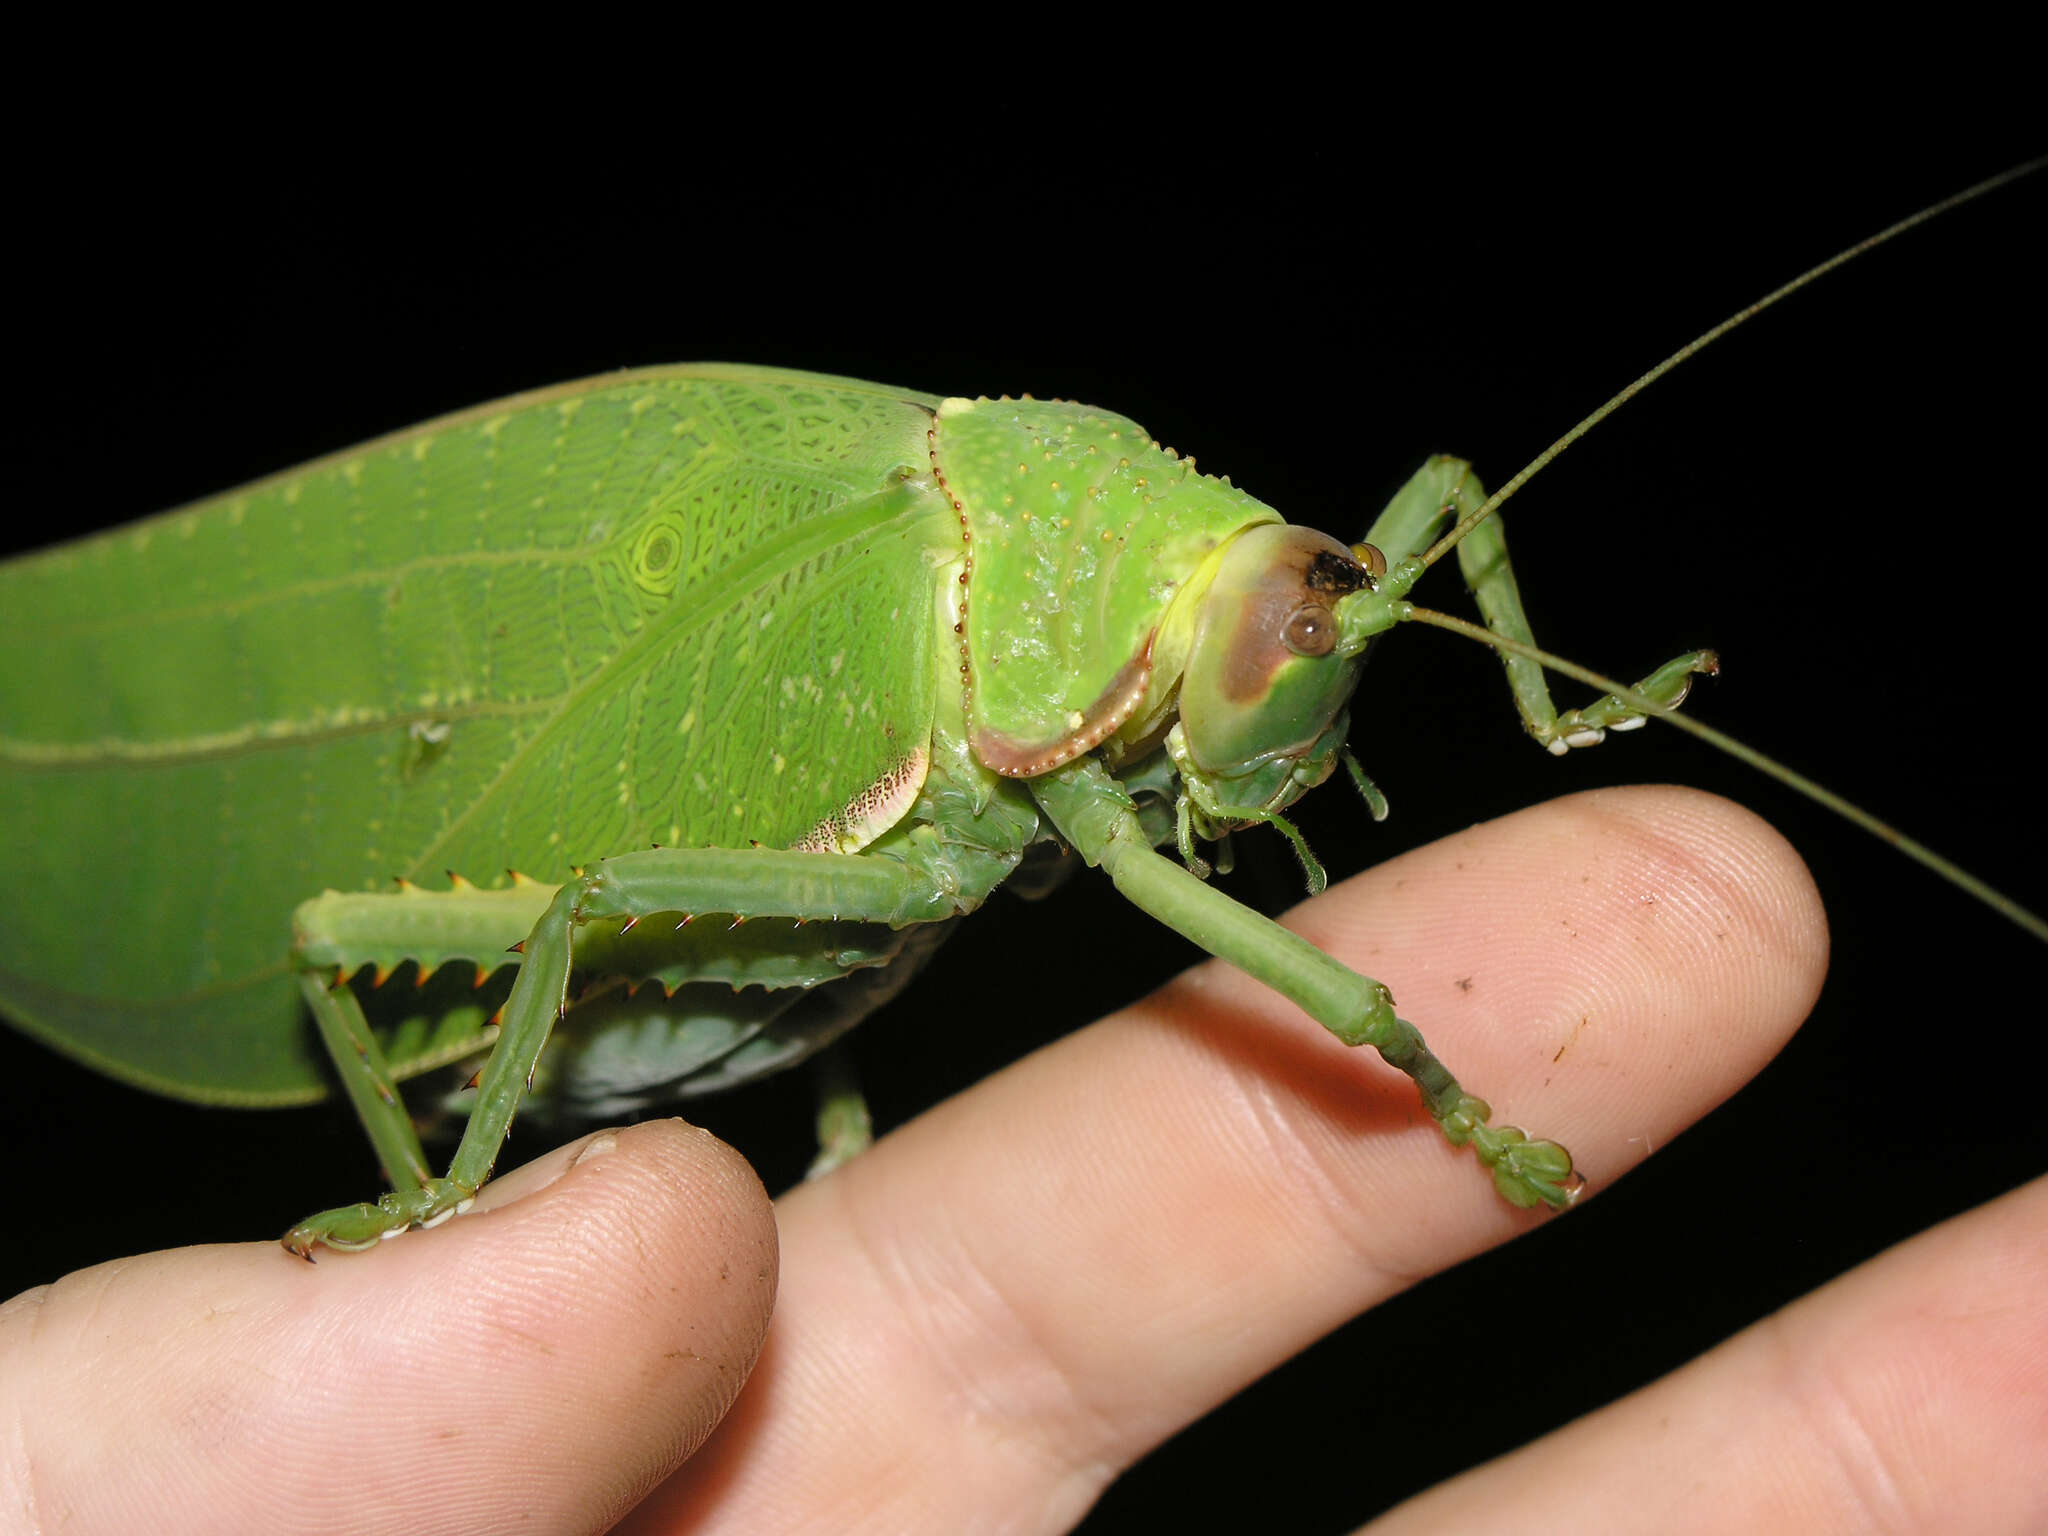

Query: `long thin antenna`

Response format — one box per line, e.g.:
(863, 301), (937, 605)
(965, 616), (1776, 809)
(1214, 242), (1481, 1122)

(1402, 604), (2048, 945)
(1421, 158), (2047, 569)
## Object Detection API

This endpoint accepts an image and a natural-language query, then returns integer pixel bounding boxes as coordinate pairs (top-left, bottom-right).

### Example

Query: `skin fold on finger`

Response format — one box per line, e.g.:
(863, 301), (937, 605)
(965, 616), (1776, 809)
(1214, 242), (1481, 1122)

(626, 784), (1829, 1535)
(0, 1119), (776, 1536)
(1365, 1174), (2048, 1535)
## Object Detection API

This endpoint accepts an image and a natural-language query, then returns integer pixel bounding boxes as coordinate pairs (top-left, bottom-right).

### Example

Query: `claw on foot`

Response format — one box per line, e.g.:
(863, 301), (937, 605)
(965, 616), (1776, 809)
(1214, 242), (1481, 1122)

(282, 1177), (478, 1259)
(1438, 1095), (1582, 1211)
(1544, 648), (1720, 755)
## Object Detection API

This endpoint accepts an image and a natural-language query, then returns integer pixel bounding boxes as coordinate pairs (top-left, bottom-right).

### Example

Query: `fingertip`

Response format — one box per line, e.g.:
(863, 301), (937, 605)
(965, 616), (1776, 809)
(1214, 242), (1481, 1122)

(1285, 785), (1829, 1204)
(412, 1116), (781, 1488)
(2, 1120), (777, 1536)
(474, 1114), (779, 1274)
(1372, 1176), (2048, 1536)
(1540, 785), (1830, 1179)
(1611, 783), (1830, 1004)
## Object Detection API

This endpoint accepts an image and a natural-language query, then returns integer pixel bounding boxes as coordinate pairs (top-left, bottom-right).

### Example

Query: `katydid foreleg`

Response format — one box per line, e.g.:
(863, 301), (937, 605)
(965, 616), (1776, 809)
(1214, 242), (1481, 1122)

(1030, 758), (1581, 1210)
(1352, 457), (1717, 753)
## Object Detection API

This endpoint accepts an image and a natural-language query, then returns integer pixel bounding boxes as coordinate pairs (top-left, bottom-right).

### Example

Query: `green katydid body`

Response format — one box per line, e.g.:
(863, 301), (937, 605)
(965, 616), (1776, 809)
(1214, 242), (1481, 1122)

(2, 362), (1677, 1251)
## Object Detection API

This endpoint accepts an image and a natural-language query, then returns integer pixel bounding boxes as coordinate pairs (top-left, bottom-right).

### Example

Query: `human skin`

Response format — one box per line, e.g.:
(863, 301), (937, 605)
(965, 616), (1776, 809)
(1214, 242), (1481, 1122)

(5, 787), (2042, 1534)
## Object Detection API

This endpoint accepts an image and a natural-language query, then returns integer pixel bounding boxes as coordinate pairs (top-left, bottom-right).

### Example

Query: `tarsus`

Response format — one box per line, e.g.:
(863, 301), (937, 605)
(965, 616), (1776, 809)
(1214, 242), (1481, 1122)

(1402, 603), (2048, 945)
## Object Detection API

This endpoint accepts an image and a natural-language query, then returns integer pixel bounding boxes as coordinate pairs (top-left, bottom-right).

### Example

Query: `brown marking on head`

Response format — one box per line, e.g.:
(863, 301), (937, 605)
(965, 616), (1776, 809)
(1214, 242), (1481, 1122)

(1219, 532), (1367, 704)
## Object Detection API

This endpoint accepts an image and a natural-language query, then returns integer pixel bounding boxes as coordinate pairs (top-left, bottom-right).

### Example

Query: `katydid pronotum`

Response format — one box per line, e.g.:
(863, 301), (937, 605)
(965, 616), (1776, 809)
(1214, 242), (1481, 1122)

(2, 157), (2041, 1524)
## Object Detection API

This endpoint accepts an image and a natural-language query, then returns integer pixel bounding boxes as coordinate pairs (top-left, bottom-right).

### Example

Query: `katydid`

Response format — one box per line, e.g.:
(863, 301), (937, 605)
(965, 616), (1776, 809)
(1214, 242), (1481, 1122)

(5, 354), (1645, 1248)
(1, 157), (2042, 1518)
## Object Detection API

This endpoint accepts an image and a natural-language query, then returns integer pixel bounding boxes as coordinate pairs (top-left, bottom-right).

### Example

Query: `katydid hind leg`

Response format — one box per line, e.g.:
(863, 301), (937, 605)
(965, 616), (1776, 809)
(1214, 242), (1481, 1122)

(298, 972), (433, 1196)
(283, 878), (550, 1255)
(284, 843), (990, 1254)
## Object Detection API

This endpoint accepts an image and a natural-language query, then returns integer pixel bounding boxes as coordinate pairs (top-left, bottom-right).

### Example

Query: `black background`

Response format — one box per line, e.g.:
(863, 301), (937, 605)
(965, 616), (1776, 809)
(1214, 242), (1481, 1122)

(4, 136), (2044, 1532)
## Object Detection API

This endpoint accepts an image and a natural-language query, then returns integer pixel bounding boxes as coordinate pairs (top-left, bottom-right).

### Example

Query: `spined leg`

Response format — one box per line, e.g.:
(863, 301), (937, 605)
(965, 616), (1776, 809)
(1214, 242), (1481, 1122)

(284, 846), (970, 1256)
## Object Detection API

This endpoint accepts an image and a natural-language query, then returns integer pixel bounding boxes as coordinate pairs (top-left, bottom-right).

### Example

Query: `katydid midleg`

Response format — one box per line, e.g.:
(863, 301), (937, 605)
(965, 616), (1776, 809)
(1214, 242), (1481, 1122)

(1, 159), (2042, 1515)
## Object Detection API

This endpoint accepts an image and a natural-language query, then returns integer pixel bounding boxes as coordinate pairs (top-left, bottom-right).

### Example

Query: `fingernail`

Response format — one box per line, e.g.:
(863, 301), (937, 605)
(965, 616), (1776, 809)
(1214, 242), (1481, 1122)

(466, 1126), (627, 1214)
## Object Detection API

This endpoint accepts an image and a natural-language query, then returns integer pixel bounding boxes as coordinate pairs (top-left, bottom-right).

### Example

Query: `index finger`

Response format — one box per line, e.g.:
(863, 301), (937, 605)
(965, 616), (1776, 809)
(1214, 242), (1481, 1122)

(627, 784), (1828, 1534)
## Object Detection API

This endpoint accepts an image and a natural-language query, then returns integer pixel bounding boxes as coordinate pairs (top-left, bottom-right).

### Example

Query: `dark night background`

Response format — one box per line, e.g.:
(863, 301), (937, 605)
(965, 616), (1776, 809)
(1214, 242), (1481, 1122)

(4, 136), (2043, 1532)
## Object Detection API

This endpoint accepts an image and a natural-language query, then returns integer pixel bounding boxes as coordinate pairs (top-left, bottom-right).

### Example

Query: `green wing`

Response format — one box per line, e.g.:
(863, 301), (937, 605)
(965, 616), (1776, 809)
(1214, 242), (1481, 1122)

(0, 365), (955, 1104)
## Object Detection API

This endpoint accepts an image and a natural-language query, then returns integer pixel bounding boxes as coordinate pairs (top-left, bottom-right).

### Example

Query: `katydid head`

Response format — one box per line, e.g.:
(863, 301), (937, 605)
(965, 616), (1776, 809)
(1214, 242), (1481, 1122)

(1173, 524), (1385, 820)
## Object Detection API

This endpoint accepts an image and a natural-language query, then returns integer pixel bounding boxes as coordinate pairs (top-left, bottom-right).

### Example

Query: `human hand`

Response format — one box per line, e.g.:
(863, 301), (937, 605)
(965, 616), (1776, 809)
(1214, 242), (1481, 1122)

(6, 787), (2041, 1534)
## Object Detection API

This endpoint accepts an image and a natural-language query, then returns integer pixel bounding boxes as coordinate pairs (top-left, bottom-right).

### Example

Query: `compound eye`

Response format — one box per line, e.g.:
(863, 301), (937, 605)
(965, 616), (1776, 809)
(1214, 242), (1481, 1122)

(1282, 602), (1338, 657)
(1349, 541), (1388, 587)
